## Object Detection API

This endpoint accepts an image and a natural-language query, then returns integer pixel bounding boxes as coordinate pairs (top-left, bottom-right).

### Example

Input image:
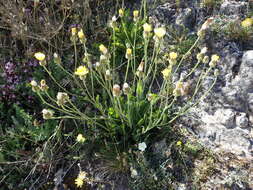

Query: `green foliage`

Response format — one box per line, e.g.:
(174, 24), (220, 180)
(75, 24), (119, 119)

(211, 16), (253, 43)
(0, 104), (57, 188)
(201, 0), (222, 9)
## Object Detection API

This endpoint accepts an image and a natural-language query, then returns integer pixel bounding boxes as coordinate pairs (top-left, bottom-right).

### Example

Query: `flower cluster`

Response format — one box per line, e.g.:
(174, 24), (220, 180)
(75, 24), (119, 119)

(162, 52), (178, 80)
(1, 60), (38, 104)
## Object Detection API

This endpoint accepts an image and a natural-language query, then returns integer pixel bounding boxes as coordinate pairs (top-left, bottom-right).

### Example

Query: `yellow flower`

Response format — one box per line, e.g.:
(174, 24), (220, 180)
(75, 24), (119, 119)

(75, 66), (89, 77)
(99, 44), (108, 55)
(40, 79), (48, 91)
(143, 23), (152, 33)
(176, 141), (182, 146)
(76, 134), (86, 143)
(34, 52), (45, 62)
(154, 27), (166, 38)
(175, 81), (183, 89)
(169, 52), (178, 60)
(71, 27), (77, 36)
(119, 9), (124, 17)
(211, 54), (220, 62)
(133, 10), (139, 20)
(162, 68), (171, 79)
(125, 48), (132, 59)
(75, 177), (84, 188)
(78, 171), (87, 180)
(241, 18), (253, 28)
(78, 29), (85, 39)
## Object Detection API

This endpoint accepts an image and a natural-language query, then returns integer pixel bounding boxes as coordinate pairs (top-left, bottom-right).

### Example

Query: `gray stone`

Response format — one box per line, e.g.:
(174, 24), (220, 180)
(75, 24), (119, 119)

(236, 112), (249, 128)
(175, 8), (196, 29)
(185, 49), (253, 160)
(220, 0), (248, 16)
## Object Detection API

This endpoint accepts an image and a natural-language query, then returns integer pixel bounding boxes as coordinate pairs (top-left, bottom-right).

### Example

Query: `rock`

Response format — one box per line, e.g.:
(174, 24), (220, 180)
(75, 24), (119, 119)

(151, 3), (196, 29)
(184, 48), (253, 160)
(220, 0), (248, 16)
(236, 112), (249, 129)
(175, 8), (196, 29)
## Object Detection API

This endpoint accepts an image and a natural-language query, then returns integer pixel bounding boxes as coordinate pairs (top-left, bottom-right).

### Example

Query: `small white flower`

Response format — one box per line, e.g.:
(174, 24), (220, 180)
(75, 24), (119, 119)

(138, 142), (147, 152)
(130, 167), (138, 178)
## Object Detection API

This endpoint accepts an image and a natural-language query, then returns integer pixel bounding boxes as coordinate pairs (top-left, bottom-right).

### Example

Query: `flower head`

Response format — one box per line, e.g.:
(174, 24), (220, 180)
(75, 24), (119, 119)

(138, 142), (147, 152)
(40, 79), (48, 91)
(143, 23), (152, 33)
(76, 134), (86, 143)
(105, 69), (112, 80)
(162, 67), (171, 79)
(133, 10), (139, 21)
(169, 52), (178, 60)
(71, 27), (77, 36)
(154, 27), (166, 39)
(200, 47), (208, 54)
(176, 141), (182, 146)
(34, 52), (45, 62)
(241, 18), (253, 28)
(119, 9), (124, 17)
(42, 109), (54, 120)
(211, 54), (220, 62)
(125, 48), (132, 59)
(78, 29), (84, 38)
(75, 177), (84, 188)
(78, 171), (87, 180)
(53, 53), (61, 64)
(30, 80), (37, 87)
(136, 61), (144, 77)
(30, 80), (39, 92)
(99, 44), (108, 55)
(123, 83), (130, 95)
(75, 66), (89, 78)
(202, 56), (210, 64)
(113, 84), (121, 97)
(57, 92), (69, 106)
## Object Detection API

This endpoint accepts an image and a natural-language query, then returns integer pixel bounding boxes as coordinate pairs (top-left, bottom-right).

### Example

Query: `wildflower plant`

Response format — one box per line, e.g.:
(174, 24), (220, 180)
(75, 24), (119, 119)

(31, 9), (218, 171)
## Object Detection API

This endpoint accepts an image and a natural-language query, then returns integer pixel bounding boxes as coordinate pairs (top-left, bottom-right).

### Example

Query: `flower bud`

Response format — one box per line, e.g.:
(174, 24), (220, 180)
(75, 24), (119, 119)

(99, 44), (108, 55)
(169, 52), (178, 60)
(42, 109), (54, 119)
(40, 79), (49, 91)
(123, 83), (130, 95)
(211, 54), (220, 63)
(136, 61), (144, 77)
(78, 29), (85, 39)
(125, 48), (132, 59)
(118, 9), (124, 17)
(196, 53), (204, 62)
(71, 27), (77, 36)
(109, 16), (117, 28)
(53, 53), (61, 64)
(200, 47), (208, 54)
(105, 70), (112, 80)
(154, 27), (166, 39)
(133, 10), (139, 21)
(30, 80), (39, 92)
(214, 69), (219, 76)
(143, 23), (152, 33)
(57, 92), (69, 106)
(113, 84), (121, 97)
(76, 134), (86, 143)
(162, 67), (171, 79)
(202, 56), (210, 64)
